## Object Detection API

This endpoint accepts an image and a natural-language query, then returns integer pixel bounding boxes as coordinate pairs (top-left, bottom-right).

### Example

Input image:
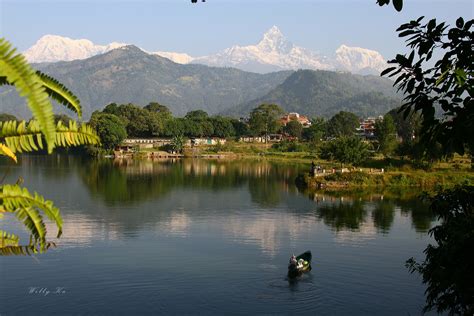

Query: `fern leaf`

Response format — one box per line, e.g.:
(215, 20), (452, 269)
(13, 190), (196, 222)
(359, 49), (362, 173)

(0, 120), (100, 153)
(0, 38), (56, 153)
(0, 184), (63, 239)
(36, 71), (82, 118)
(0, 143), (17, 162)
(0, 230), (19, 247)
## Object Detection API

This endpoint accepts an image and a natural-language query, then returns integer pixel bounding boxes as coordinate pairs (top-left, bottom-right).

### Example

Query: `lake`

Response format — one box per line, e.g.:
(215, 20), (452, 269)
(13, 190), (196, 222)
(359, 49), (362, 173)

(0, 156), (436, 315)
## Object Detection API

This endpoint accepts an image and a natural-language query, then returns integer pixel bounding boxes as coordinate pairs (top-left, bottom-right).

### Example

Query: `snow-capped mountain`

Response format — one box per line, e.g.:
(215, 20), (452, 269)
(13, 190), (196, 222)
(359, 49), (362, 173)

(152, 51), (195, 64)
(335, 44), (388, 75)
(23, 35), (127, 63)
(193, 26), (333, 73)
(23, 28), (387, 74)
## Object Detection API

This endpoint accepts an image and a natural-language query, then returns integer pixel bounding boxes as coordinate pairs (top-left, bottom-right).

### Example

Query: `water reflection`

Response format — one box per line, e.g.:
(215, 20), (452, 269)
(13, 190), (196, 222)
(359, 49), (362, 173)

(1, 156), (435, 244)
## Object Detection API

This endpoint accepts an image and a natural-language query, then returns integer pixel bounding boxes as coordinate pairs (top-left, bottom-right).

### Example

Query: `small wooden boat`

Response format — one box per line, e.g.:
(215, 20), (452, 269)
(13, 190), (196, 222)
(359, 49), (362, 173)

(288, 251), (312, 279)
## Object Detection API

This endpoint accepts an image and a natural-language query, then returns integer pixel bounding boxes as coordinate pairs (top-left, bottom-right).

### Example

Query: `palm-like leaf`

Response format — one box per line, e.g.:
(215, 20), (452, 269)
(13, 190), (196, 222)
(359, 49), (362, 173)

(0, 143), (17, 162)
(0, 120), (100, 154)
(35, 71), (82, 118)
(0, 38), (55, 153)
(0, 184), (62, 254)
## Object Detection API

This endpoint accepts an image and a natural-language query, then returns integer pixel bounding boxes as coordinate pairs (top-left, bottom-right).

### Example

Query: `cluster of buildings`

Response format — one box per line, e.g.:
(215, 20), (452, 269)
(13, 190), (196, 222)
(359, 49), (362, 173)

(118, 113), (390, 150)
(356, 116), (384, 140)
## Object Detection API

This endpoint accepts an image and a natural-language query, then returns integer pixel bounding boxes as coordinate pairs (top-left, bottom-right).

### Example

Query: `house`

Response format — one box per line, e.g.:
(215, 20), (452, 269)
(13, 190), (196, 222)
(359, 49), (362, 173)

(280, 112), (311, 128)
(356, 116), (383, 139)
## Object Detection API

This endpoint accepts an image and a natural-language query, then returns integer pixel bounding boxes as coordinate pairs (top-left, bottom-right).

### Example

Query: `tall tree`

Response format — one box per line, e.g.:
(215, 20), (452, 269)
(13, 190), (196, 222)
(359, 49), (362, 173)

(89, 113), (127, 150)
(374, 115), (398, 157)
(326, 111), (359, 138)
(248, 104), (284, 141)
(284, 120), (303, 138)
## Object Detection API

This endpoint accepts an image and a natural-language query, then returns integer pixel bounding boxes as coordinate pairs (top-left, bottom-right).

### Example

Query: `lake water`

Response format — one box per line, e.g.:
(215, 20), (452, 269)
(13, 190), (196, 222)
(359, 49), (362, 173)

(0, 156), (436, 315)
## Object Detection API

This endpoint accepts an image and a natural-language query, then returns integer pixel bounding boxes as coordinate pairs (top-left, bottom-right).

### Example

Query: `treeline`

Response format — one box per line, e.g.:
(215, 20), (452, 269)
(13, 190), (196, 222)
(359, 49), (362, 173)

(1, 101), (429, 164)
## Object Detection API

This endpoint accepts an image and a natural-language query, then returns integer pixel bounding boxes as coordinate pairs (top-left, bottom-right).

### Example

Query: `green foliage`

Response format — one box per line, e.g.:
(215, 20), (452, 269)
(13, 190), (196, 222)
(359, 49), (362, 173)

(171, 134), (185, 153)
(0, 184), (62, 255)
(35, 71), (82, 118)
(374, 115), (398, 157)
(320, 136), (371, 166)
(0, 39), (100, 256)
(271, 140), (307, 153)
(302, 117), (326, 143)
(406, 186), (474, 315)
(386, 106), (421, 143)
(211, 116), (235, 138)
(283, 120), (303, 138)
(382, 17), (474, 157)
(144, 102), (172, 119)
(326, 111), (359, 137)
(0, 38), (55, 153)
(0, 120), (100, 154)
(89, 113), (127, 149)
(248, 104), (284, 138)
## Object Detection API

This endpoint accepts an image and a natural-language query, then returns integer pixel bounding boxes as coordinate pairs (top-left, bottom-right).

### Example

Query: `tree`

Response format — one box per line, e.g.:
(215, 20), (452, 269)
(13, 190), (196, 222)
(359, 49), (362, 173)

(171, 134), (185, 153)
(302, 117), (326, 143)
(374, 115), (398, 157)
(211, 116), (235, 138)
(387, 106), (421, 143)
(406, 186), (474, 315)
(115, 104), (150, 137)
(380, 9), (474, 314)
(89, 113), (127, 149)
(326, 111), (359, 138)
(320, 136), (371, 166)
(164, 118), (185, 137)
(231, 119), (249, 138)
(284, 120), (303, 138)
(248, 104), (284, 141)
(144, 102), (172, 117)
(382, 17), (474, 162)
(185, 109), (208, 121)
(0, 38), (100, 255)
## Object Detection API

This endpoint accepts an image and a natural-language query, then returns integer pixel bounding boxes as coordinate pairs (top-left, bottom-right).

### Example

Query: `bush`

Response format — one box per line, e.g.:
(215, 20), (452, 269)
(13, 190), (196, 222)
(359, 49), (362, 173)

(271, 140), (308, 152)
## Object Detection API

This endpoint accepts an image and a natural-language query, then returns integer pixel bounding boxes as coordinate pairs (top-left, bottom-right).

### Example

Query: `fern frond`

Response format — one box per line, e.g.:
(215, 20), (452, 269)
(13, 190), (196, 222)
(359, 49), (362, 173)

(0, 143), (17, 162)
(0, 184), (63, 239)
(36, 71), (82, 118)
(0, 242), (56, 256)
(0, 230), (19, 247)
(0, 38), (55, 153)
(0, 120), (100, 153)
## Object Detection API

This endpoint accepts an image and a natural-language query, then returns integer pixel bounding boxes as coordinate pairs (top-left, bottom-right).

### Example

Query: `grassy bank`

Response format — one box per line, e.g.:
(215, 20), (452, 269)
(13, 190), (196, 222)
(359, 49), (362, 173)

(296, 169), (474, 191)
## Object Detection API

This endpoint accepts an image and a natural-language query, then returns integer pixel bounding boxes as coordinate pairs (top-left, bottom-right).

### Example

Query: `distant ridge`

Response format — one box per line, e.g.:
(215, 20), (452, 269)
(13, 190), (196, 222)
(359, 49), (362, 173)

(23, 27), (387, 75)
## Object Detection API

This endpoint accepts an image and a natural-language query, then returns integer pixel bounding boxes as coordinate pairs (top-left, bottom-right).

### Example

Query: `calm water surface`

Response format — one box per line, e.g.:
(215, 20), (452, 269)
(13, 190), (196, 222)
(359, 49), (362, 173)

(0, 156), (436, 315)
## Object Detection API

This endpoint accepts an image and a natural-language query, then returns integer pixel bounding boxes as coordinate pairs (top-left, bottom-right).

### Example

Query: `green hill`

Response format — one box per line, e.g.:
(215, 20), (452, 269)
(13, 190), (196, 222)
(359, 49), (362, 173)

(226, 69), (402, 118)
(0, 45), (292, 119)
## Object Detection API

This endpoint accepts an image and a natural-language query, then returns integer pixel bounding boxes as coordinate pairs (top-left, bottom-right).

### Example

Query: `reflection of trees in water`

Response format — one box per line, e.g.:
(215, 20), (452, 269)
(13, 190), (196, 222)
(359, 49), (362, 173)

(316, 199), (367, 231)
(398, 199), (434, 233)
(79, 158), (302, 206)
(372, 200), (396, 234)
(307, 190), (433, 234)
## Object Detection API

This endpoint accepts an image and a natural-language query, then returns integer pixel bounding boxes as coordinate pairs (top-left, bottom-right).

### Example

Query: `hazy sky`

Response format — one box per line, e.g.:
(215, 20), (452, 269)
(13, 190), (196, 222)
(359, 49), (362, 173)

(1, 0), (472, 59)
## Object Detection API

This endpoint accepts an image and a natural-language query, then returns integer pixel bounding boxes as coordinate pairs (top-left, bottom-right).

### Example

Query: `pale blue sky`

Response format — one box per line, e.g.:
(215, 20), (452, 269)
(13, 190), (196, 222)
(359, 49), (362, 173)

(1, 0), (472, 59)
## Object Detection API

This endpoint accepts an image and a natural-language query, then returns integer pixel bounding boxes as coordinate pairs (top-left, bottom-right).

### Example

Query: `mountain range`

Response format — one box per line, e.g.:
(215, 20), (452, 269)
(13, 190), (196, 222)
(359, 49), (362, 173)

(23, 26), (388, 75)
(1, 44), (400, 120)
